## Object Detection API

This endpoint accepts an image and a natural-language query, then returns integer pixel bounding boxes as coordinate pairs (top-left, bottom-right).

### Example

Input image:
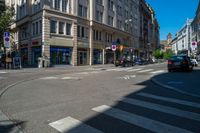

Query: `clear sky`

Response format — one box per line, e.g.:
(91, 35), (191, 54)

(146, 0), (199, 40)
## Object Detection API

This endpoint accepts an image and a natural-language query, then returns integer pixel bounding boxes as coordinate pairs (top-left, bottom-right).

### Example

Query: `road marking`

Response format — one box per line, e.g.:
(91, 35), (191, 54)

(61, 77), (82, 80)
(137, 92), (200, 108)
(49, 116), (103, 133)
(40, 77), (58, 80)
(138, 69), (154, 73)
(92, 105), (192, 133)
(122, 98), (200, 122)
(127, 68), (142, 72)
(150, 70), (165, 74)
(117, 75), (136, 80)
(0, 71), (7, 74)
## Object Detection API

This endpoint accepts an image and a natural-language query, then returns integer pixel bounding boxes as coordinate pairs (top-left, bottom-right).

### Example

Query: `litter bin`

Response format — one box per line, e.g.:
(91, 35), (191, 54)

(38, 57), (43, 68)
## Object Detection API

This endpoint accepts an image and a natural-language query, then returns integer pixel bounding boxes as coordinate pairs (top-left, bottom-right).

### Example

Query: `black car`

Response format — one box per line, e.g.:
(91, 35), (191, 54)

(168, 55), (193, 72)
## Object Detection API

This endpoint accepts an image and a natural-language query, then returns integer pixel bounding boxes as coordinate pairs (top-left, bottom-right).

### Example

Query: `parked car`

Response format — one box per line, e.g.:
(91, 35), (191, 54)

(135, 58), (148, 65)
(168, 55), (193, 72)
(115, 55), (135, 67)
(191, 58), (198, 67)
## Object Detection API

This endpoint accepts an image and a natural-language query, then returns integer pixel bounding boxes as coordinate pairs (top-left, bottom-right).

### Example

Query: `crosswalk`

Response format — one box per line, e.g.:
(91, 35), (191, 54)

(39, 67), (166, 81)
(49, 92), (200, 133)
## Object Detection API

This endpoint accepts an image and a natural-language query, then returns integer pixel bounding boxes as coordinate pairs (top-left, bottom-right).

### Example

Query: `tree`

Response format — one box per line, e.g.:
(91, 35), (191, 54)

(153, 49), (163, 59)
(164, 49), (173, 59)
(0, 5), (15, 51)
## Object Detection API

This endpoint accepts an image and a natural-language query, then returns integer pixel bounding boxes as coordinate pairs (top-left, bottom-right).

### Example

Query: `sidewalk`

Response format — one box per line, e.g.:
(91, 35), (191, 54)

(151, 67), (200, 98)
(0, 64), (115, 73)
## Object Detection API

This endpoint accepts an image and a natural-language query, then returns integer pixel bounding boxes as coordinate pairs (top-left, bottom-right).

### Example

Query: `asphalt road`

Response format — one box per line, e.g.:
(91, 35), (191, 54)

(0, 63), (200, 133)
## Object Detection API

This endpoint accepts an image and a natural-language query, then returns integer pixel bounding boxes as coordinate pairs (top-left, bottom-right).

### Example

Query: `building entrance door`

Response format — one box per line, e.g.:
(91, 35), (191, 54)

(78, 51), (87, 65)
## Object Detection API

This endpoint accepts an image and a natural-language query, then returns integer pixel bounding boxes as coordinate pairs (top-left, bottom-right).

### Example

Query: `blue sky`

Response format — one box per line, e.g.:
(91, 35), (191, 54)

(146, 0), (199, 40)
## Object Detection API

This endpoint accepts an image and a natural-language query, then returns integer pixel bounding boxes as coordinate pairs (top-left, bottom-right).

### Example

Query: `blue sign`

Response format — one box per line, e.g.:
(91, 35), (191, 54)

(4, 32), (10, 48)
(112, 41), (116, 46)
(4, 32), (10, 37)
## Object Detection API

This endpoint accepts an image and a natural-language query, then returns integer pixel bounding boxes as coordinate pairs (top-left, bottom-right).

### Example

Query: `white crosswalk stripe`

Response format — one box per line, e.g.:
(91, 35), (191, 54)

(122, 98), (200, 122)
(150, 70), (166, 74)
(137, 92), (200, 108)
(116, 75), (136, 80)
(92, 105), (192, 133)
(137, 69), (154, 73)
(0, 71), (7, 74)
(49, 116), (103, 133)
(127, 68), (142, 72)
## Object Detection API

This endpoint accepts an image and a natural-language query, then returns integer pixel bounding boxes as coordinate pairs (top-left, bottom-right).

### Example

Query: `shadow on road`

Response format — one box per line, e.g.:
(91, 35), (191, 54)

(0, 120), (26, 133)
(61, 69), (200, 133)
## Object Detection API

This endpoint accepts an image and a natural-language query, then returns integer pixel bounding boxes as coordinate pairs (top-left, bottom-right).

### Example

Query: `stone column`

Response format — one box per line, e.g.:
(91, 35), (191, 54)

(89, 25), (93, 66)
(42, 10), (50, 62)
(102, 49), (105, 64)
(72, 22), (78, 66)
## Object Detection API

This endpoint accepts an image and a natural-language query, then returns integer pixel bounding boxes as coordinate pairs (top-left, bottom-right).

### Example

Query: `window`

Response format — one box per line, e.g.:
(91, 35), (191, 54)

(108, 16), (113, 26)
(55, 0), (60, 10)
(50, 20), (57, 33)
(78, 4), (87, 17)
(39, 20), (42, 33)
(95, 10), (103, 22)
(77, 25), (81, 37)
(36, 22), (39, 35)
(108, 0), (113, 11)
(78, 5), (83, 16)
(32, 23), (35, 35)
(59, 22), (65, 34)
(82, 27), (85, 37)
(62, 0), (67, 12)
(66, 23), (72, 35)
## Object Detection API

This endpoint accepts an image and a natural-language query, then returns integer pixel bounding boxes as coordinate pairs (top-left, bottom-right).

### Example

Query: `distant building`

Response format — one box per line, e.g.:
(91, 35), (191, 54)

(191, 1), (200, 56)
(160, 33), (172, 52)
(170, 19), (193, 55)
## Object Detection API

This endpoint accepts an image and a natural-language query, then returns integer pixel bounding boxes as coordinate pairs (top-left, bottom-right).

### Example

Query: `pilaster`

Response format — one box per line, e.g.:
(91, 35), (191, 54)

(72, 22), (78, 66)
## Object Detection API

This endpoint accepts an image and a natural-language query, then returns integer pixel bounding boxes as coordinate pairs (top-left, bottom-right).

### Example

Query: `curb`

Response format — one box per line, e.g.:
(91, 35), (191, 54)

(151, 77), (200, 98)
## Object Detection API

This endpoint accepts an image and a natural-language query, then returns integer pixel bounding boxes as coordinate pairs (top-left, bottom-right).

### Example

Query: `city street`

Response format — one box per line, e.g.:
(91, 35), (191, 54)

(0, 63), (200, 133)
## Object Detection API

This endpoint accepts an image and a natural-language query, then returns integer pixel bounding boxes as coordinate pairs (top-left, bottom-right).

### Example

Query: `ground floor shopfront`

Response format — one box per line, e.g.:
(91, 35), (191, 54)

(19, 45), (116, 67)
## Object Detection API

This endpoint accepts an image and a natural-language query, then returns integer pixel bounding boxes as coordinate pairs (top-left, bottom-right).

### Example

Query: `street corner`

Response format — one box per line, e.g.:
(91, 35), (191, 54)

(151, 69), (200, 98)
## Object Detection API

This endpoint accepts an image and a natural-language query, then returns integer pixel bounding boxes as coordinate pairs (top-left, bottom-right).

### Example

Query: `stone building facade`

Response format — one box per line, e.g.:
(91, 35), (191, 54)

(8, 0), (159, 67)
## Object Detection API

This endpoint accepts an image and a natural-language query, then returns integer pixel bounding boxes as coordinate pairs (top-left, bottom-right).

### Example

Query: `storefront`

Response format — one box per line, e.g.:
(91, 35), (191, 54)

(78, 48), (88, 65)
(93, 49), (103, 64)
(50, 47), (72, 65)
(105, 49), (114, 64)
(20, 47), (28, 67)
(32, 46), (41, 66)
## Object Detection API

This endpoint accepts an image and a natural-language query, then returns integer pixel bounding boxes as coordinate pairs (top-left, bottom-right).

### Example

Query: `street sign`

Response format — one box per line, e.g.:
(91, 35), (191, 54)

(112, 45), (117, 51)
(191, 41), (197, 51)
(4, 32), (10, 48)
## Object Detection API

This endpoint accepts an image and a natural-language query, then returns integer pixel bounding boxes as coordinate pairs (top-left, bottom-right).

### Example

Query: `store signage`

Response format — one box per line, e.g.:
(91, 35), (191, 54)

(112, 45), (117, 51)
(4, 32), (10, 48)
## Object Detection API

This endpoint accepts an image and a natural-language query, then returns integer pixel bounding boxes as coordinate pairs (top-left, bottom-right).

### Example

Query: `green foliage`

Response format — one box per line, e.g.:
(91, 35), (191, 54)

(0, 5), (15, 49)
(153, 49), (164, 59)
(164, 49), (173, 59)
